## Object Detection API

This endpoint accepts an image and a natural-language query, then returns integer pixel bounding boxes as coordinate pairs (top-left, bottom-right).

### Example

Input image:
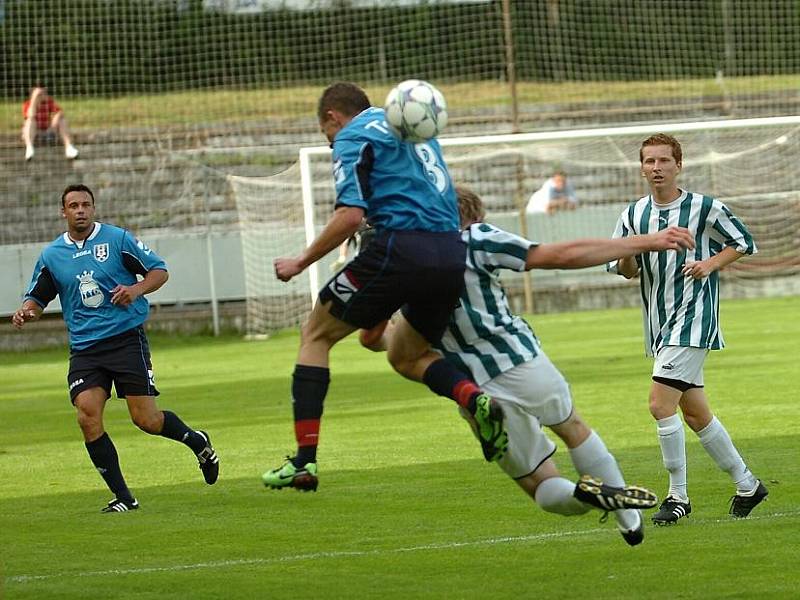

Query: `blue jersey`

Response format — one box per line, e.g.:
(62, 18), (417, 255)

(331, 107), (459, 232)
(24, 222), (167, 351)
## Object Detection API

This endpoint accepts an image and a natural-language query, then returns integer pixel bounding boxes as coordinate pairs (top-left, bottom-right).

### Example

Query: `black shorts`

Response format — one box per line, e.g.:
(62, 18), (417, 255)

(67, 326), (159, 403)
(318, 230), (466, 344)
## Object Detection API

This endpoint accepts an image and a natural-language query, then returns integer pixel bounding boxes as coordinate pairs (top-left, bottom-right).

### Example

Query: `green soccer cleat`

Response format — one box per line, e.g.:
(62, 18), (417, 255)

(472, 393), (508, 462)
(262, 458), (318, 492)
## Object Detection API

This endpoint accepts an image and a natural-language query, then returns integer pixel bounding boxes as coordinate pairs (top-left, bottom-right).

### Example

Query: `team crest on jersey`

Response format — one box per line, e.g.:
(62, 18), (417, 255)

(93, 243), (110, 262)
(76, 270), (104, 308)
(328, 269), (360, 303)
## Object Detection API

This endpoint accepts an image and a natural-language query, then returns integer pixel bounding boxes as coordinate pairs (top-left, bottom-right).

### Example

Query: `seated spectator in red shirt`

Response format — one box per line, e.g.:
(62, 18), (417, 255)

(22, 85), (79, 161)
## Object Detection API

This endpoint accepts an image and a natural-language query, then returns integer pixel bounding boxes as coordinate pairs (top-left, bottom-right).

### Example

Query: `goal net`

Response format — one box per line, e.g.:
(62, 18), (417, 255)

(234, 116), (800, 336)
(2, 0), (799, 329)
(2, 1), (799, 239)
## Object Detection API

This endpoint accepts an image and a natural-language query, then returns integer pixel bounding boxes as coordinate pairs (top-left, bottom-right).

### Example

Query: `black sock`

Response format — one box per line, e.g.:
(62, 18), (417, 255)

(160, 410), (205, 453)
(85, 432), (134, 502)
(291, 365), (330, 467)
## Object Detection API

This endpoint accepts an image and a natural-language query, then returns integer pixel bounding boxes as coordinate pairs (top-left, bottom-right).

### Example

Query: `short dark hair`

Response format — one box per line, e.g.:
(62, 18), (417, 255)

(640, 133), (683, 164)
(61, 184), (95, 207)
(317, 82), (371, 121)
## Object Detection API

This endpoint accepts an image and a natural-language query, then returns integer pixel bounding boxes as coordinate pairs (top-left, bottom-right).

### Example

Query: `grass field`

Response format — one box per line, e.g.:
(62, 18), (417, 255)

(2, 75), (799, 132)
(1, 296), (798, 599)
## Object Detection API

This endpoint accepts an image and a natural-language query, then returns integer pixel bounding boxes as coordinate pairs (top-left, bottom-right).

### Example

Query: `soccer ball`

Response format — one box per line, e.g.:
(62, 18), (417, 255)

(384, 79), (448, 143)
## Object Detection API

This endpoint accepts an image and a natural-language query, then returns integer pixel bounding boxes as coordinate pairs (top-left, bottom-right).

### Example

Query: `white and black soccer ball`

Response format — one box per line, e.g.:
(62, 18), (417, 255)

(383, 79), (448, 143)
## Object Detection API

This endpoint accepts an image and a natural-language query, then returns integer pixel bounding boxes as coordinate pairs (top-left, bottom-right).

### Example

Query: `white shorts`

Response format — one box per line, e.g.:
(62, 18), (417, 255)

(652, 345), (708, 387)
(460, 350), (572, 479)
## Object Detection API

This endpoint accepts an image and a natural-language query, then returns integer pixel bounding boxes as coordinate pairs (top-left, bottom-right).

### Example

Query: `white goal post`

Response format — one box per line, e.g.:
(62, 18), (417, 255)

(298, 115), (800, 305)
(231, 114), (800, 337)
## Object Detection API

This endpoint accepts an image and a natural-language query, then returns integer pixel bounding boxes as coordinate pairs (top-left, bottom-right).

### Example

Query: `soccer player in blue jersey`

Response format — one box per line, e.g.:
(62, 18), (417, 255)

(608, 133), (768, 524)
(12, 184), (219, 513)
(361, 186), (695, 545)
(264, 82), (507, 491)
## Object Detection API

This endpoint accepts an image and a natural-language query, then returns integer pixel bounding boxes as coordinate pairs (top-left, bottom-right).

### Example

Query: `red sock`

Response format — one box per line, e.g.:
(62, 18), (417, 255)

(294, 419), (320, 447)
(453, 380), (481, 409)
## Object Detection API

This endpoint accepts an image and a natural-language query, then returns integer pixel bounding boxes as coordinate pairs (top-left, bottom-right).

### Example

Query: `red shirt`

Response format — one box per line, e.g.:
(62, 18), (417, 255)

(23, 97), (61, 130)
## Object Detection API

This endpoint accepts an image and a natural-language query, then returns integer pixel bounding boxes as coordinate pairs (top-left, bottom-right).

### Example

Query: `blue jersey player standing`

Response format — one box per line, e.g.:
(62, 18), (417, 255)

(265, 82), (507, 491)
(12, 184), (219, 513)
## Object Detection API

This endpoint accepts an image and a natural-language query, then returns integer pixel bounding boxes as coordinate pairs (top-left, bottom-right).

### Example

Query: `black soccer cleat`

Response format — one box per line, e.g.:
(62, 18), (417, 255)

(574, 475), (658, 511)
(196, 430), (219, 485)
(729, 480), (768, 518)
(651, 495), (691, 525)
(618, 510), (645, 546)
(101, 497), (139, 513)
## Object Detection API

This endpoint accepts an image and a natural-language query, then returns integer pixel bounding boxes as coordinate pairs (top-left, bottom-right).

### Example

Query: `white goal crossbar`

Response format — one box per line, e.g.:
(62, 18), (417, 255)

(298, 115), (800, 302)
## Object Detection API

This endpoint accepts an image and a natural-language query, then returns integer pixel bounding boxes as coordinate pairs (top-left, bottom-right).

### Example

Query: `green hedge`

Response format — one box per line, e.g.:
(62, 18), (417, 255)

(1, 0), (797, 100)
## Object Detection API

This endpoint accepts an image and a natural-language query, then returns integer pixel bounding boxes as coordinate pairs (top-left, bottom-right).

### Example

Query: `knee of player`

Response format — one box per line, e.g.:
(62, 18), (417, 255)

(682, 409), (713, 433)
(648, 390), (675, 419)
(130, 411), (162, 434)
(76, 408), (102, 433)
(299, 320), (339, 350)
(386, 350), (414, 377)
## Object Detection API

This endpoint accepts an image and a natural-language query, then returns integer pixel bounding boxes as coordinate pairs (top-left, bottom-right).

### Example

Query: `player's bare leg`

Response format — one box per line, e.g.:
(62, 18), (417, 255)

(386, 313), (508, 462)
(551, 411), (645, 541)
(359, 319), (390, 352)
(649, 382), (691, 524)
(515, 458), (654, 546)
(264, 300), (356, 491)
(75, 387), (138, 512)
(679, 388), (765, 516)
(126, 394), (219, 485)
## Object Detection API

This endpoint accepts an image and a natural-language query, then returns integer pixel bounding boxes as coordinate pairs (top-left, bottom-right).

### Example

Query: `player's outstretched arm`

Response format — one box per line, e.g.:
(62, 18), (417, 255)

(274, 206), (364, 282)
(526, 226), (694, 271)
(11, 300), (43, 330)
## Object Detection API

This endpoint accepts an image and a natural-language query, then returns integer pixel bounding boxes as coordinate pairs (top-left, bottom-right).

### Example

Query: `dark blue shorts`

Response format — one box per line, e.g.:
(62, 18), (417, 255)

(67, 326), (159, 403)
(318, 230), (466, 344)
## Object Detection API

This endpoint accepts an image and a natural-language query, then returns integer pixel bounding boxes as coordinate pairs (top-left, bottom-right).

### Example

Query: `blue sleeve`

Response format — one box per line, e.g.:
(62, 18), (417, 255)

(120, 230), (167, 275)
(332, 137), (371, 211)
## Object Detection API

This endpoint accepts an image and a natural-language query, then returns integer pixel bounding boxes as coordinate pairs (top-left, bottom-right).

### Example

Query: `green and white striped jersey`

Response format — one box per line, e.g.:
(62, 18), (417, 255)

(607, 190), (757, 357)
(434, 223), (540, 385)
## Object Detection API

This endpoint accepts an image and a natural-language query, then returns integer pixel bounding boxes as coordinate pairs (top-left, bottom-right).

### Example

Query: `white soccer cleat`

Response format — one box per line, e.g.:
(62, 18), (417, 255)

(65, 144), (79, 159)
(24, 146), (34, 161)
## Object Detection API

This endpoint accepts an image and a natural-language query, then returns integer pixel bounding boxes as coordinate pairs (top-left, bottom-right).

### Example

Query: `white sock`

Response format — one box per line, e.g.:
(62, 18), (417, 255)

(696, 416), (756, 493)
(657, 414), (688, 501)
(569, 430), (639, 530)
(534, 477), (591, 516)
(618, 509), (642, 535)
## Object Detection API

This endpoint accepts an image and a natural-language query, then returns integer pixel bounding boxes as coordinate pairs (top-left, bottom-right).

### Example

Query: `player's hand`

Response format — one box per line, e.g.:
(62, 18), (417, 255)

(11, 308), (38, 329)
(682, 260), (713, 280)
(274, 257), (304, 282)
(652, 226), (695, 251)
(110, 284), (141, 306)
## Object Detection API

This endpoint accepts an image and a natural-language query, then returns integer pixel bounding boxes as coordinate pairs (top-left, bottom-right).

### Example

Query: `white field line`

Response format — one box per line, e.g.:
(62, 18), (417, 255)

(8, 510), (799, 584)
